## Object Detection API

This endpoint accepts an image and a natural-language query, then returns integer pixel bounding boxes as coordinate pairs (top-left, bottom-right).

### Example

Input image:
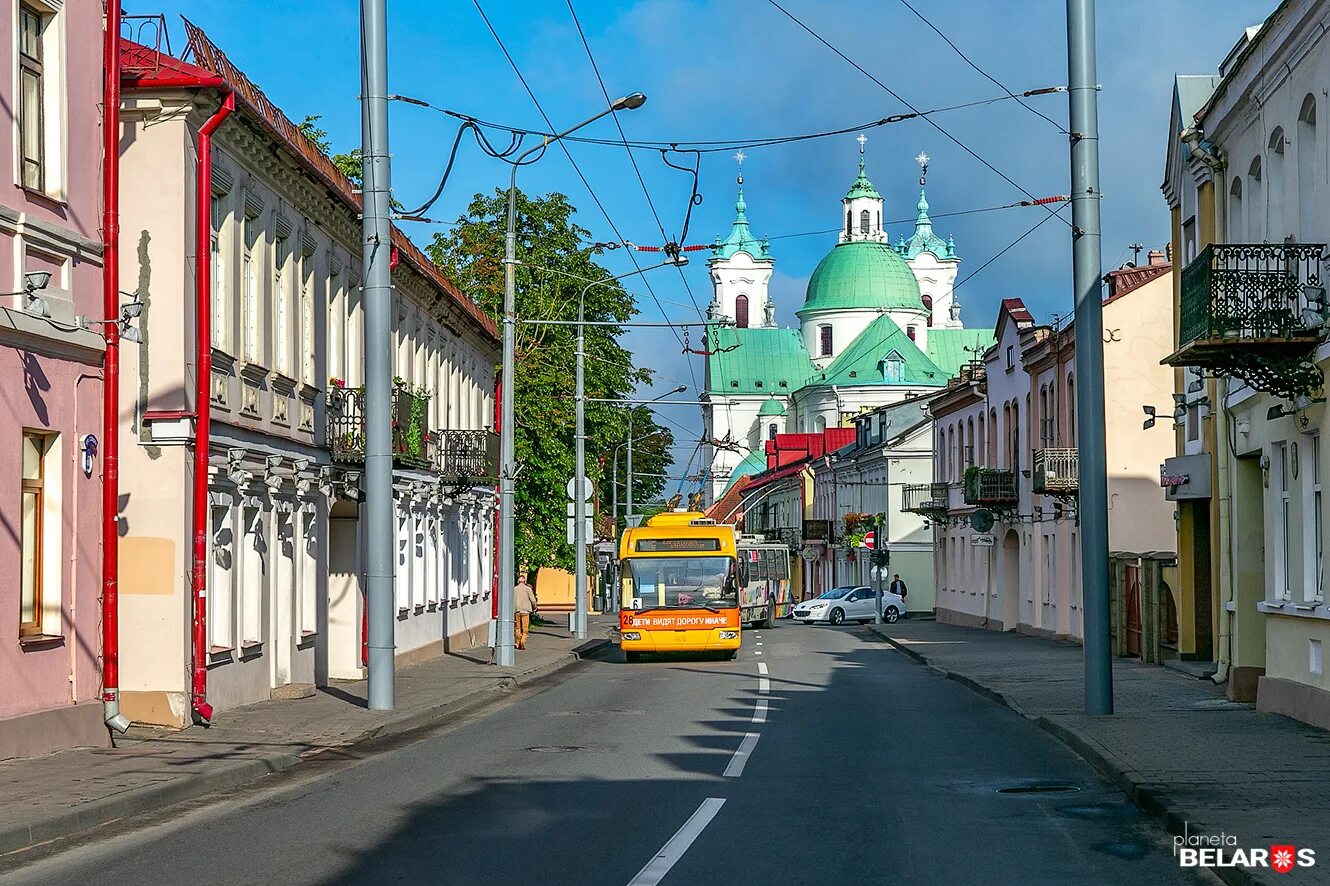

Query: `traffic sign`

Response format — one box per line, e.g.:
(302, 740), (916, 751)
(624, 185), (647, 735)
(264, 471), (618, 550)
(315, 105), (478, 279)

(567, 501), (596, 517)
(971, 533), (995, 547)
(566, 516), (593, 544)
(861, 530), (876, 549)
(566, 477), (594, 501)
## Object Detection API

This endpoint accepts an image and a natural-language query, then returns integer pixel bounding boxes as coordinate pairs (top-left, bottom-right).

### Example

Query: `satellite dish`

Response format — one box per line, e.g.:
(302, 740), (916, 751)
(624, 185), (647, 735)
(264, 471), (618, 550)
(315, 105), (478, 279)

(970, 509), (994, 533)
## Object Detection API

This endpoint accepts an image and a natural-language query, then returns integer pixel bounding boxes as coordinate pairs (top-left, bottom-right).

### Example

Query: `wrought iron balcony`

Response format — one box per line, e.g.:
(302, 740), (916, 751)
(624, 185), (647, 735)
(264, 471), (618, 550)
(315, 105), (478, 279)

(433, 429), (500, 484)
(1165, 243), (1327, 399)
(1032, 448), (1078, 495)
(326, 382), (432, 470)
(902, 482), (951, 514)
(962, 467), (1018, 507)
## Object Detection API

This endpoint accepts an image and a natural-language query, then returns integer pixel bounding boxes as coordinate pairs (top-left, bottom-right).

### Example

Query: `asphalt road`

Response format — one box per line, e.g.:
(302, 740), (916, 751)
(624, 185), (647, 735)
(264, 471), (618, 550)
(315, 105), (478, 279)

(3, 623), (1213, 885)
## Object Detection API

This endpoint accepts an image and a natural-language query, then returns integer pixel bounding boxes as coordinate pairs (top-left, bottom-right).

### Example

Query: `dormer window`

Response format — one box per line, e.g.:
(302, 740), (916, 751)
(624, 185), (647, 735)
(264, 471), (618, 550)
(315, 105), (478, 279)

(883, 350), (905, 383)
(1005, 345), (1015, 371)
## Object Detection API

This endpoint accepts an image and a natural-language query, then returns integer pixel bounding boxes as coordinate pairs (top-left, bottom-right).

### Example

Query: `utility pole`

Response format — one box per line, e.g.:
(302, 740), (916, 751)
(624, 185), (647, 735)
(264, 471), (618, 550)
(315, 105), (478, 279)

(626, 412), (634, 526)
(361, 0), (395, 709)
(1067, 0), (1113, 715)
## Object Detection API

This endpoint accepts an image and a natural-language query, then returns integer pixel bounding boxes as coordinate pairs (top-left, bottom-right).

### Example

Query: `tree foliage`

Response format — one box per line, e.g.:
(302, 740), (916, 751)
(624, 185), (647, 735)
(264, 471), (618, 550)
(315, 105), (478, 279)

(427, 188), (675, 570)
(297, 115), (365, 185)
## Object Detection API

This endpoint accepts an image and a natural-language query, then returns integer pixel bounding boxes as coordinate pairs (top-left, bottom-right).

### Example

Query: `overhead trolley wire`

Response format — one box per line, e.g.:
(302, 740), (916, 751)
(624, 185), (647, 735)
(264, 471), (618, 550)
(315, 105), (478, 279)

(763, 0), (1071, 230)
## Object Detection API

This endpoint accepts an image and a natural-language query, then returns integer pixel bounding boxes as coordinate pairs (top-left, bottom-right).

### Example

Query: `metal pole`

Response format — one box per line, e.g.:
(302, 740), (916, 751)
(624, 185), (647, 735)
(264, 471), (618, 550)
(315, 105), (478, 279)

(626, 414), (634, 526)
(1068, 0), (1112, 715)
(574, 299), (589, 639)
(361, 0), (395, 709)
(497, 99), (642, 666)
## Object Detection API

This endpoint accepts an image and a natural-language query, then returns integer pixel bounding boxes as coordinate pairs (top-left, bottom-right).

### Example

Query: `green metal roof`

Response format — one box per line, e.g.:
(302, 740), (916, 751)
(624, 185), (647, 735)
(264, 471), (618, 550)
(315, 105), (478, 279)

(711, 179), (772, 261)
(898, 188), (957, 260)
(924, 327), (996, 378)
(758, 396), (788, 416)
(843, 155), (882, 201)
(810, 315), (947, 389)
(706, 327), (814, 395)
(798, 240), (924, 316)
(722, 447), (769, 494)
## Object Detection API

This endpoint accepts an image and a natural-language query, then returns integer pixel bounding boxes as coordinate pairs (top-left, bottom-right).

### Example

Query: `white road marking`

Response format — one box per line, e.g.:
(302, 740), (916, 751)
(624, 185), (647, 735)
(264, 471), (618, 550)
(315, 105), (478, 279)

(756, 641), (763, 646)
(754, 650), (762, 655)
(759, 676), (770, 694)
(627, 798), (727, 886)
(757, 662), (768, 675)
(723, 732), (762, 777)
(752, 699), (768, 724)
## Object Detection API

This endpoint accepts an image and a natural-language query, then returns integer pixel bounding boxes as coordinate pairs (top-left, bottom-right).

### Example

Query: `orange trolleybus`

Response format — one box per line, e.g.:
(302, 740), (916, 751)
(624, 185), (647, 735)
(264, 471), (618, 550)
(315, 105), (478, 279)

(617, 512), (741, 662)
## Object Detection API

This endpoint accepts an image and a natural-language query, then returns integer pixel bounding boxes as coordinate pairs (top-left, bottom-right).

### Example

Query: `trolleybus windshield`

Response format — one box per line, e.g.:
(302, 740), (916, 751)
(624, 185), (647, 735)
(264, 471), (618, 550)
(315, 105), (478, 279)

(625, 556), (737, 610)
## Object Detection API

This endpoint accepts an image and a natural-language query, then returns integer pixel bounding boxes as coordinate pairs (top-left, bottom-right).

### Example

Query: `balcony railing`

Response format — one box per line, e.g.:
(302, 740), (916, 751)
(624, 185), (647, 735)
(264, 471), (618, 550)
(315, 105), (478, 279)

(962, 467), (1018, 507)
(902, 482), (951, 514)
(433, 429), (499, 484)
(1032, 448), (1078, 495)
(1167, 242), (1327, 399)
(326, 383), (432, 470)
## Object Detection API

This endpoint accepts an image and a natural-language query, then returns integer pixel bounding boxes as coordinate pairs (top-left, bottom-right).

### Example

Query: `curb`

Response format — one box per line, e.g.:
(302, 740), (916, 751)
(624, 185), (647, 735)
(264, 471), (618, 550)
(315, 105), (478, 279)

(871, 628), (1273, 886)
(0, 639), (608, 859)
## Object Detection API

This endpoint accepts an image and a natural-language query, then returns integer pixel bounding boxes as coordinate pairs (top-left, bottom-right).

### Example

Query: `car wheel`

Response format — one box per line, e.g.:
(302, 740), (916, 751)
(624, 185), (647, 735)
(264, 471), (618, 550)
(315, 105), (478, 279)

(829, 608), (845, 626)
(625, 651), (642, 663)
(884, 606), (900, 624)
(724, 649), (738, 661)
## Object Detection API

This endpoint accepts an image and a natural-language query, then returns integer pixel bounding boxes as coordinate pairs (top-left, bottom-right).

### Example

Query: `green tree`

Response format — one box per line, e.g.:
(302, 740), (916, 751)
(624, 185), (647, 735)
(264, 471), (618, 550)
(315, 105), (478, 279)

(297, 115), (365, 185)
(427, 188), (675, 570)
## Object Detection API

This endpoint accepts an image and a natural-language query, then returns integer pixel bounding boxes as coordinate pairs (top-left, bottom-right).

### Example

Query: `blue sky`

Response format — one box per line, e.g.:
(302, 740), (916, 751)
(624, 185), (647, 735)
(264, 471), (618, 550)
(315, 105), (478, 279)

(140, 0), (1270, 467)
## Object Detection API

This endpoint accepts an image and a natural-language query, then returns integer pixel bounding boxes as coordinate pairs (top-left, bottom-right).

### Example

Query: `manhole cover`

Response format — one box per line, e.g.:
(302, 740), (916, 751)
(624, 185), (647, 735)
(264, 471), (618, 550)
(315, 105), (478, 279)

(997, 783), (1081, 795)
(525, 745), (587, 753)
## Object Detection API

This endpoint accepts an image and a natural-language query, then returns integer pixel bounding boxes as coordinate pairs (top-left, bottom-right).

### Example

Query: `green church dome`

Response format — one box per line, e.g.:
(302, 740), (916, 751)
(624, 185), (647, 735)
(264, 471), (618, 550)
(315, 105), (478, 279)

(758, 396), (787, 417)
(797, 240), (924, 317)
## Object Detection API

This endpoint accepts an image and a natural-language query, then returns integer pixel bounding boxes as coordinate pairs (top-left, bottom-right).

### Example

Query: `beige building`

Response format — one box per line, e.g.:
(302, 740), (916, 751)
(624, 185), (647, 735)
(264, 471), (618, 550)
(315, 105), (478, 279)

(921, 260), (1176, 642)
(114, 26), (498, 727)
(1162, 0), (1330, 728)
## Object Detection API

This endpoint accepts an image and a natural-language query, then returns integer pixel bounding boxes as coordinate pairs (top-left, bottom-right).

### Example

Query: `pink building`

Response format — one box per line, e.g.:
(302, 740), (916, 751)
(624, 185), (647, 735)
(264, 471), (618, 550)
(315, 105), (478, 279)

(0, 1), (109, 759)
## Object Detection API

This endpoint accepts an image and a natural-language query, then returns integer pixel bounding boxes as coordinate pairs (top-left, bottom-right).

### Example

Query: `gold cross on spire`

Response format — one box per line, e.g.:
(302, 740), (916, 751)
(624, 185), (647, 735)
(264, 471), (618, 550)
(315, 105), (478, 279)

(734, 150), (746, 185)
(856, 133), (868, 153)
(916, 150), (930, 186)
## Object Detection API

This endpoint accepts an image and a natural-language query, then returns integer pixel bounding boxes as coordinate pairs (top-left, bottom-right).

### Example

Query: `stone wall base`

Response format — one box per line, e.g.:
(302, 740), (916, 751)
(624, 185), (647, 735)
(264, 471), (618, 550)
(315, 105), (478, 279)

(121, 690), (191, 728)
(1257, 675), (1330, 732)
(936, 607), (1004, 632)
(1228, 666), (1264, 703)
(0, 700), (110, 762)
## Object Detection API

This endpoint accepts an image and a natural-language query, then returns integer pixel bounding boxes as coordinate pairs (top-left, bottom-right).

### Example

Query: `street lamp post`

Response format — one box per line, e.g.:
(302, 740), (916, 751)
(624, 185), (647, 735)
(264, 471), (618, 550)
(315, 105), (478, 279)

(497, 93), (646, 667)
(574, 263), (681, 641)
(612, 429), (665, 527)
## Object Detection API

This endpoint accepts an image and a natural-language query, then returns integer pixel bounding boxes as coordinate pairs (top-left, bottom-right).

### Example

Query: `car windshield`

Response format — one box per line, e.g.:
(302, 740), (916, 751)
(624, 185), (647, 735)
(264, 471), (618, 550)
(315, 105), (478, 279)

(626, 556), (737, 609)
(819, 587), (854, 599)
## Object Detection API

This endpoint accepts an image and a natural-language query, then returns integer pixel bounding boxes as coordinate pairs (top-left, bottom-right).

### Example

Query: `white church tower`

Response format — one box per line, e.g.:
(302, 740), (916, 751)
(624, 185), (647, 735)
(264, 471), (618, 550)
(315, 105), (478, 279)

(708, 157), (775, 329)
(897, 151), (963, 329)
(839, 134), (888, 245)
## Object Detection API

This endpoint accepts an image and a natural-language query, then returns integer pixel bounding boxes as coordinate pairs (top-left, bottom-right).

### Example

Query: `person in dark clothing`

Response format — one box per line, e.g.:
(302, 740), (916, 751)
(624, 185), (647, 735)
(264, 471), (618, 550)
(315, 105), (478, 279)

(889, 574), (908, 619)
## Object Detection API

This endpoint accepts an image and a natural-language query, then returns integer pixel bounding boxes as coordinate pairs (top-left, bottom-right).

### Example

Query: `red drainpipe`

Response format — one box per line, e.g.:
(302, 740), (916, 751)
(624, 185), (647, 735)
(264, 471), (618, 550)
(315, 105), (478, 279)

(187, 90), (234, 725)
(492, 375), (501, 619)
(119, 60), (229, 723)
(100, 0), (129, 734)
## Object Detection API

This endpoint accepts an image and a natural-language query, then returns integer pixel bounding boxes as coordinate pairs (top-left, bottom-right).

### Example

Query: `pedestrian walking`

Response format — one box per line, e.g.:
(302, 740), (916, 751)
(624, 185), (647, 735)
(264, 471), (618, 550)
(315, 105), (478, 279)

(515, 572), (537, 650)
(889, 573), (909, 619)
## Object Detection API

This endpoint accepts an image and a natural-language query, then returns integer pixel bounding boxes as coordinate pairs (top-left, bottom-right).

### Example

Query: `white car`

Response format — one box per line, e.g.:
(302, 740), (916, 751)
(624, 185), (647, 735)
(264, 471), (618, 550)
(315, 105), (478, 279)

(793, 586), (906, 625)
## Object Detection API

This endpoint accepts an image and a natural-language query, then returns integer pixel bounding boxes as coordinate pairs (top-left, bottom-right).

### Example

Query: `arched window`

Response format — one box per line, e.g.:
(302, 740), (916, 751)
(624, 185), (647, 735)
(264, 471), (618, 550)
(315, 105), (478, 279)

(921, 294), (934, 327)
(1002, 403), (1011, 469)
(905, 325), (916, 342)
(819, 324), (834, 357)
(1229, 176), (1244, 243)
(1268, 128), (1286, 241)
(859, 209), (871, 235)
(966, 417), (975, 467)
(815, 415), (827, 434)
(989, 408), (998, 464)
(978, 413), (986, 466)
(768, 422), (778, 440)
(1011, 400), (1020, 471)
(735, 294), (749, 328)
(1248, 157), (1264, 242)
(1039, 385), (1048, 446)
(938, 429), (947, 479)
(846, 209), (852, 238)
(1067, 374), (1076, 446)
(1299, 95), (1318, 238)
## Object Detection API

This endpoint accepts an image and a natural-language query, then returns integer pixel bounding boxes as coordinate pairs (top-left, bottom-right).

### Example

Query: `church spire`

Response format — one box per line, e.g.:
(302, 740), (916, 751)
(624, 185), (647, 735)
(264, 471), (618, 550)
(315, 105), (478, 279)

(901, 151), (957, 261)
(711, 151), (771, 261)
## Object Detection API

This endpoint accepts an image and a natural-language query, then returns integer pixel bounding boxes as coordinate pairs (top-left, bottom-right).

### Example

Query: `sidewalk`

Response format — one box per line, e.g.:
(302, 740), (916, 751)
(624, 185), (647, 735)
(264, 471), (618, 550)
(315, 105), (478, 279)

(0, 618), (612, 858)
(869, 620), (1330, 886)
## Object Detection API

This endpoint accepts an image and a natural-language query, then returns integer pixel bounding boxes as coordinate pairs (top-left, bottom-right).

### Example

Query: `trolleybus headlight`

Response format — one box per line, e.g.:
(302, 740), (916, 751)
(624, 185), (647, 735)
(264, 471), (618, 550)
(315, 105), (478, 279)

(719, 630), (739, 640)
(621, 631), (641, 641)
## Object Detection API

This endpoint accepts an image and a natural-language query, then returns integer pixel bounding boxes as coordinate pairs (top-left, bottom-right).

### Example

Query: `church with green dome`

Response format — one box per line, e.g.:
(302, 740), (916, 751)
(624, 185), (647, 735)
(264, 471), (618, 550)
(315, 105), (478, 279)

(702, 145), (994, 505)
